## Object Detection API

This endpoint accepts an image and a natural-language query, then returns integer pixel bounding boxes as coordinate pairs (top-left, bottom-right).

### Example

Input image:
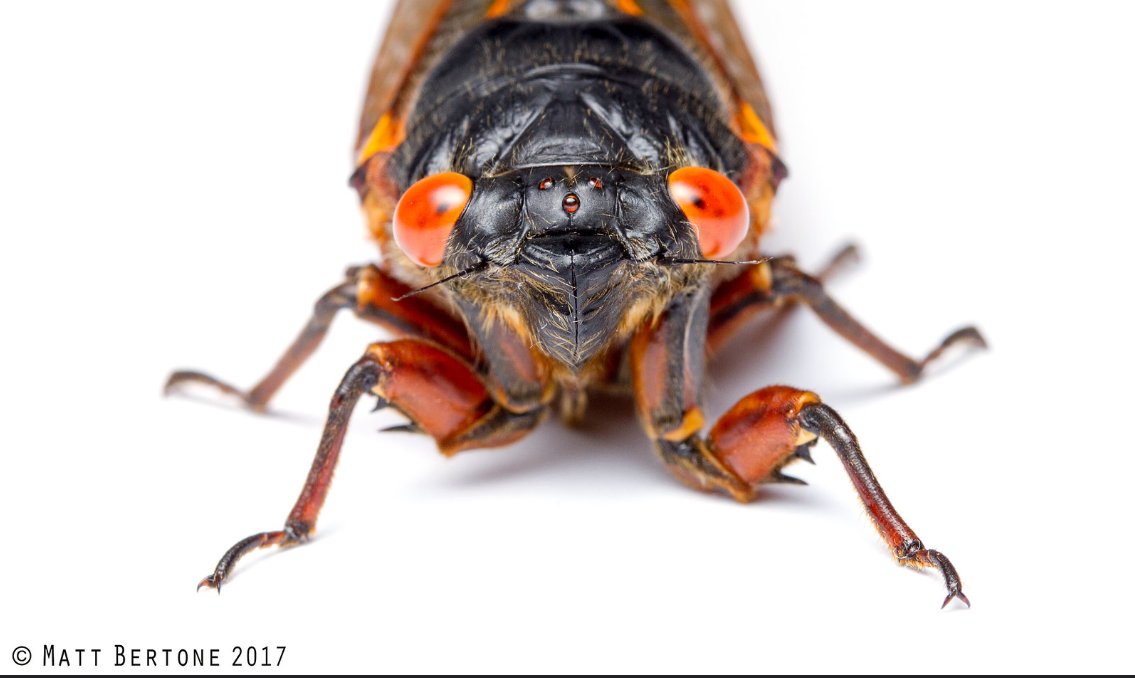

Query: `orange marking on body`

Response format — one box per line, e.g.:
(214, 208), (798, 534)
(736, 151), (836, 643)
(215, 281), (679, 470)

(354, 0), (452, 164)
(666, 0), (779, 155)
(615, 0), (644, 16)
(486, 0), (511, 18)
(661, 407), (705, 442)
(737, 103), (777, 152)
(357, 113), (405, 166)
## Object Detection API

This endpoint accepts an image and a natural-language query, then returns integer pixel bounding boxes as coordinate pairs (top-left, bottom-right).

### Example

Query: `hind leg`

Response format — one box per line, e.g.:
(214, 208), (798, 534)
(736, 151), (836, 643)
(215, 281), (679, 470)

(708, 256), (985, 382)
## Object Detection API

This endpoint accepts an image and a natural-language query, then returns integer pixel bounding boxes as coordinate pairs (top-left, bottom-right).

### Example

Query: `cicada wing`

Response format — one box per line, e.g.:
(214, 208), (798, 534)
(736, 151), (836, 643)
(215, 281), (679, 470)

(605, 1), (777, 154)
(356, 0), (510, 165)
(354, 1), (504, 246)
(679, 0), (778, 148)
(631, 0), (783, 253)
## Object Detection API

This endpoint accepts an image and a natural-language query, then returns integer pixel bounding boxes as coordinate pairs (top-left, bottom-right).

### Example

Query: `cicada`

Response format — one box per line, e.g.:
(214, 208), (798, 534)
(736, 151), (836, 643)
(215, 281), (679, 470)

(167, 0), (984, 607)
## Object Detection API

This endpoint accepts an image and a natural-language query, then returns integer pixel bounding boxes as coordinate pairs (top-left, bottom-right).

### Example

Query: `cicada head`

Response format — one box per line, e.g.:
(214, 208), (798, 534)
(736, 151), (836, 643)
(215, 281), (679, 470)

(433, 164), (707, 369)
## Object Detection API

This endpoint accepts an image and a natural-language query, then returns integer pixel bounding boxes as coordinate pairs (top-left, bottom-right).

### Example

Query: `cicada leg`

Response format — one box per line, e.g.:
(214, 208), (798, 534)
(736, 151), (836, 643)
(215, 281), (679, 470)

(709, 387), (966, 608)
(165, 265), (472, 412)
(198, 338), (546, 590)
(708, 256), (985, 382)
(631, 289), (968, 608)
(812, 242), (862, 282)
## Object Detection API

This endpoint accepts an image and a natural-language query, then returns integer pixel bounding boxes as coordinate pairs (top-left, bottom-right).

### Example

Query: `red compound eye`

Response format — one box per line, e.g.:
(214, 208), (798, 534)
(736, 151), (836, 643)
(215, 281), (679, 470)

(393, 172), (473, 267)
(667, 166), (750, 259)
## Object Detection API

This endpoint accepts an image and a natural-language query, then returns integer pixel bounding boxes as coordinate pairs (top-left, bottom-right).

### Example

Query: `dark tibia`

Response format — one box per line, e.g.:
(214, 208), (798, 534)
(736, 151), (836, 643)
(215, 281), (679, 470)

(166, 280), (356, 411)
(195, 337), (547, 590)
(798, 403), (969, 608)
(197, 356), (379, 590)
(772, 258), (986, 384)
(814, 243), (861, 282)
(707, 252), (986, 381)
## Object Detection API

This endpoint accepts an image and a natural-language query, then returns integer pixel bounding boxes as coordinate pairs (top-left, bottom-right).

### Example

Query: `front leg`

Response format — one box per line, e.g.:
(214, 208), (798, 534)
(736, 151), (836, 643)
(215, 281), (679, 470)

(708, 387), (967, 608)
(198, 339), (545, 590)
(631, 289), (968, 608)
(631, 286), (753, 500)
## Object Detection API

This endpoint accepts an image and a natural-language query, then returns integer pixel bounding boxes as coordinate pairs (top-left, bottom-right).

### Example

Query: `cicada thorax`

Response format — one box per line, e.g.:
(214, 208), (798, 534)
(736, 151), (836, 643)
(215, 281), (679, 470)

(353, 0), (785, 373)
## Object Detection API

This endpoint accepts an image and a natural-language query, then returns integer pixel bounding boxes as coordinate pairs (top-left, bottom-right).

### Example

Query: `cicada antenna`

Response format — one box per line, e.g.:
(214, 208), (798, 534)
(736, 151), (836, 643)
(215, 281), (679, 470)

(390, 262), (489, 302)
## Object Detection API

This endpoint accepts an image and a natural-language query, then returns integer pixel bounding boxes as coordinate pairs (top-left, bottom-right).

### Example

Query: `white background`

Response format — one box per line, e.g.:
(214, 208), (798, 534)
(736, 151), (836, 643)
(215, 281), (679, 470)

(2, 1), (1132, 674)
